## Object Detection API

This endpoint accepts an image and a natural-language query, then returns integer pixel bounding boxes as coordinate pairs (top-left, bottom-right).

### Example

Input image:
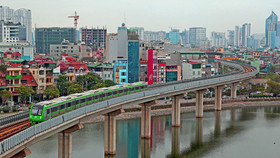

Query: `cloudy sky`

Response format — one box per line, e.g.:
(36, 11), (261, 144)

(1, 0), (279, 36)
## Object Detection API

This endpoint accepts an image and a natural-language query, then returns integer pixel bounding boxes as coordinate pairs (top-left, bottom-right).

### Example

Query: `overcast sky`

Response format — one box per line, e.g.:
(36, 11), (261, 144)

(1, 0), (279, 36)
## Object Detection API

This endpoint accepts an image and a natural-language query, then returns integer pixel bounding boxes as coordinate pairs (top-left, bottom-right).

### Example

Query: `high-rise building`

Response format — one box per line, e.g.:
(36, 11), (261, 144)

(0, 6), (32, 44)
(211, 32), (226, 48)
(127, 29), (139, 83)
(0, 21), (26, 43)
(268, 31), (277, 48)
(107, 24), (139, 84)
(81, 27), (107, 50)
(143, 31), (166, 42)
(35, 27), (76, 54)
(234, 26), (240, 47)
(0, 6), (14, 22)
(265, 11), (278, 45)
(130, 27), (144, 41)
(168, 29), (180, 44)
(14, 8), (32, 43)
(227, 30), (234, 46)
(189, 27), (206, 47)
(180, 29), (189, 46)
(242, 23), (251, 48)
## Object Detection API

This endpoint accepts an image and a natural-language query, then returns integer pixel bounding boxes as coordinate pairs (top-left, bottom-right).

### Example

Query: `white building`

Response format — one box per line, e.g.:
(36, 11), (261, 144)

(0, 42), (34, 60)
(182, 61), (202, 80)
(0, 21), (26, 43)
(0, 6), (32, 44)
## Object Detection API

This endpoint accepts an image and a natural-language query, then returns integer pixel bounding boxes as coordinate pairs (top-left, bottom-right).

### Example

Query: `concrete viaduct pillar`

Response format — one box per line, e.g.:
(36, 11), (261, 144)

(104, 110), (123, 155)
(140, 100), (156, 139)
(171, 94), (185, 127)
(196, 90), (206, 118)
(215, 85), (225, 111)
(231, 83), (238, 99)
(58, 124), (84, 158)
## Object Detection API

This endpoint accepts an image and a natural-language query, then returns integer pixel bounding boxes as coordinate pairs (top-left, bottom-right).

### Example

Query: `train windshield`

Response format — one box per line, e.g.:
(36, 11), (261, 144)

(31, 105), (43, 116)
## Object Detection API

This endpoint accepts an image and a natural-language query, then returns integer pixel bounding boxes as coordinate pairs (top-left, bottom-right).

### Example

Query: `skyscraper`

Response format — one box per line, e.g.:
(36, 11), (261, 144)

(265, 11), (278, 45)
(168, 29), (180, 44)
(130, 27), (144, 41)
(211, 32), (226, 48)
(14, 8), (32, 43)
(227, 30), (234, 46)
(0, 6), (32, 44)
(180, 29), (189, 46)
(234, 26), (240, 47)
(242, 23), (251, 48)
(189, 27), (206, 47)
(0, 6), (14, 21)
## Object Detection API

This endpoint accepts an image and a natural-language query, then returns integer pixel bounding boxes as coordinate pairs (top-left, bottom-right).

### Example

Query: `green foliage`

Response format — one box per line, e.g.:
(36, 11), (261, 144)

(265, 73), (280, 83)
(266, 80), (280, 96)
(0, 90), (11, 105)
(44, 86), (60, 99)
(76, 73), (103, 90)
(104, 80), (115, 87)
(67, 82), (84, 95)
(91, 82), (104, 90)
(16, 85), (35, 103)
(57, 75), (70, 96)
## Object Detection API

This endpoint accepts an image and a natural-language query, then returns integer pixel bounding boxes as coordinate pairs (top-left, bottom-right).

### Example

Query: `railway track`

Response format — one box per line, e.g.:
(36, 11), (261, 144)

(0, 120), (31, 142)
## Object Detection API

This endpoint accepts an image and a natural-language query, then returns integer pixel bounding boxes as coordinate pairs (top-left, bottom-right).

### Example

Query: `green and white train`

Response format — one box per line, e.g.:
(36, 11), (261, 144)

(29, 82), (148, 124)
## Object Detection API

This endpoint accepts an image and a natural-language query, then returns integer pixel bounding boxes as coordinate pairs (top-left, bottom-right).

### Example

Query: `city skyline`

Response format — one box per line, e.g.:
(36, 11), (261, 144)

(1, 0), (279, 36)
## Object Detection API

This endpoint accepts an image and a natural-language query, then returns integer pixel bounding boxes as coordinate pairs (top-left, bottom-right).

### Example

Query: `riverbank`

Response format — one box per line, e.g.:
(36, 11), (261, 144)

(81, 100), (280, 124)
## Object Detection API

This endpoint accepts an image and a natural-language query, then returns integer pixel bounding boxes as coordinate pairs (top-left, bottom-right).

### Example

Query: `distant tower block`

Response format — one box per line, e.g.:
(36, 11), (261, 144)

(68, 11), (79, 30)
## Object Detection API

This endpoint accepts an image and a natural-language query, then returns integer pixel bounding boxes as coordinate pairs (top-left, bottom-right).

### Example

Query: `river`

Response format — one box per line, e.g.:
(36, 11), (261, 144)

(27, 106), (280, 158)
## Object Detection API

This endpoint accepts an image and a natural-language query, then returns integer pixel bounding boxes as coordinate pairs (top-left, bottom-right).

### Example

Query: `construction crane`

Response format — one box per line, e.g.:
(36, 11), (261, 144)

(68, 11), (79, 30)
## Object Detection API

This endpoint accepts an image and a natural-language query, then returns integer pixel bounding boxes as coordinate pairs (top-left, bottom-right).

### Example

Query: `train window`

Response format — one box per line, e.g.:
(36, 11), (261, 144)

(76, 100), (79, 105)
(107, 92), (112, 96)
(81, 99), (86, 103)
(67, 103), (71, 108)
(118, 90), (123, 93)
(135, 87), (139, 90)
(71, 101), (75, 106)
(100, 94), (105, 98)
(47, 109), (50, 115)
(86, 97), (91, 102)
(60, 104), (65, 110)
(113, 91), (118, 95)
(124, 89), (128, 92)
(51, 106), (58, 113)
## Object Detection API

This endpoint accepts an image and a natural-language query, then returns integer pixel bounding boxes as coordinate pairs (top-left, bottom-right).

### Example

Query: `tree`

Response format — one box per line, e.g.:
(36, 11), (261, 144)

(91, 82), (104, 90)
(16, 85), (35, 104)
(266, 80), (280, 96)
(44, 86), (60, 99)
(67, 82), (84, 95)
(57, 75), (69, 96)
(104, 80), (115, 87)
(76, 73), (103, 90)
(0, 90), (11, 105)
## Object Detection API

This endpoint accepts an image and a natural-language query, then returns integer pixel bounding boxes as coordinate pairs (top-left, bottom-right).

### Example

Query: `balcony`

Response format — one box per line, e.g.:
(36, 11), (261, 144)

(6, 75), (22, 79)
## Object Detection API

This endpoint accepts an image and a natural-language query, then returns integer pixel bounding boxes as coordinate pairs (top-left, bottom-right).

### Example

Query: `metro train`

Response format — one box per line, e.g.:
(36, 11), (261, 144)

(29, 82), (148, 124)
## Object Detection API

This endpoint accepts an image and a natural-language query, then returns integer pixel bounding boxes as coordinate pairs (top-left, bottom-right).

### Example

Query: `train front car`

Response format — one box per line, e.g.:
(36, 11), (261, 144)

(29, 104), (45, 124)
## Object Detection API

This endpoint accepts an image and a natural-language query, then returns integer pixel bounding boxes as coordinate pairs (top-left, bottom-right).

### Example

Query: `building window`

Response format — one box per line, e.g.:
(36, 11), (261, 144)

(198, 71), (200, 75)
(193, 71), (195, 75)
(121, 79), (126, 82)
(121, 72), (126, 76)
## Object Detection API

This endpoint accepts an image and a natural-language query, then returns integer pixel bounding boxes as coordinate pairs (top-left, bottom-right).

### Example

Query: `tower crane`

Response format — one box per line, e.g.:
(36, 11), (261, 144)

(68, 11), (79, 30)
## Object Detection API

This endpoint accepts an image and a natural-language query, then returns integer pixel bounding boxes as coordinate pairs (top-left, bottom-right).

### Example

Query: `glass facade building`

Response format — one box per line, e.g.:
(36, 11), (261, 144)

(128, 41), (139, 83)
(265, 11), (278, 45)
(35, 27), (76, 54)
